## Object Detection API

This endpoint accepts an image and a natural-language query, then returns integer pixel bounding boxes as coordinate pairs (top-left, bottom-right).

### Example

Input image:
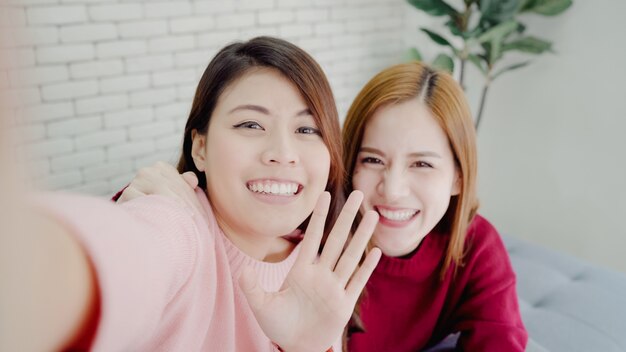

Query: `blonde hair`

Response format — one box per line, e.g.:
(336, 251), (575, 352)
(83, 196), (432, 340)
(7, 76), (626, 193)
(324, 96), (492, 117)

(343, 61), (479, 278)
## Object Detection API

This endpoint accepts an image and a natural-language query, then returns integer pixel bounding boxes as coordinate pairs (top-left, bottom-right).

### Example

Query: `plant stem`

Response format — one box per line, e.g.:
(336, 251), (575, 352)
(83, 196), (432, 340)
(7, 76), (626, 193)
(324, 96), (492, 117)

(459, 58), (466, 89)
(475, 77), (490, 129)
(459, 43), (468, 90)
(458, 3), (471, 90)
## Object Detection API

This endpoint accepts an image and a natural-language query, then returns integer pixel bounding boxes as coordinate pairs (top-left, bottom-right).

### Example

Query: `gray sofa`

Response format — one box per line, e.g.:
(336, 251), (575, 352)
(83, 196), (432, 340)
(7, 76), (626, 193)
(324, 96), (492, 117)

(507, 235), (626, 352)
(427, 235), (626, 351)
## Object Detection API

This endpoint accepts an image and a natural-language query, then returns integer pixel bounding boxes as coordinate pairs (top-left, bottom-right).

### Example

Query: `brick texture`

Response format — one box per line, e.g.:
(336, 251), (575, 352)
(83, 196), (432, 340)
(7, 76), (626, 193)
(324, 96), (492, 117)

(9, 0), (406, 196)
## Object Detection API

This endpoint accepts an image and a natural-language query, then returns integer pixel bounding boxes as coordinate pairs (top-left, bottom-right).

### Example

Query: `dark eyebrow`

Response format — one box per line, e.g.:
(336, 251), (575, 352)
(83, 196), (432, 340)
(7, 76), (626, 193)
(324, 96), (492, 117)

(360, 146), (441, 158)
(228, 104), (269, 115)
(229, 105), (312, 117)
(360, 147), (385, 157)
(296, 108), (313, 117)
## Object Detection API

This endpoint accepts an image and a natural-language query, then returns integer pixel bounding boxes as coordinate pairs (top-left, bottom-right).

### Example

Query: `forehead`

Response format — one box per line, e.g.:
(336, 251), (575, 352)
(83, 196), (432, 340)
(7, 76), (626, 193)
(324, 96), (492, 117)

(215, 67), (308, 112)
(362, 98), (451, 151)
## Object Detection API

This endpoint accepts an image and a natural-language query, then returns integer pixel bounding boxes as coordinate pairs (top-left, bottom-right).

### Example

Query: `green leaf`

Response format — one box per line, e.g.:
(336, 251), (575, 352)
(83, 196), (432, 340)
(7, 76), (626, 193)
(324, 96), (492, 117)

(446, 18), (463, 37)
(488, 41), (503, 64)
(432, 53), (455, 73)
(518, 0), (538, 12)
(421, 28), (457, 53)
(493, 61), (530, 79)
(404, 47), (424, 62)
(407, 0), (459, 17)
(476, 20), (519, 65)
(480, 0), (520, 21)
(503, 36), (552, 54)
(477, 19), (519, 44)
(522, 0), (572, 15)
(468, 54), (487, 75)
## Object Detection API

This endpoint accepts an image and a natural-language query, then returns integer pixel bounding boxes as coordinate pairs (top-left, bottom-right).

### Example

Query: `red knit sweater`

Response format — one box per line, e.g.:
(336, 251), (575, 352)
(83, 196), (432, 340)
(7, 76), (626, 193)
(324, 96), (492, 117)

(348, 215), (527, 352)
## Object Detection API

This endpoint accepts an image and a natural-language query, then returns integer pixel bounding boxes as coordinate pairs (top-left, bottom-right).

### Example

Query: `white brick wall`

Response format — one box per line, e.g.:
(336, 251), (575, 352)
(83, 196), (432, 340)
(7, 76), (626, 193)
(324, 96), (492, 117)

(8, 0), (406, 196)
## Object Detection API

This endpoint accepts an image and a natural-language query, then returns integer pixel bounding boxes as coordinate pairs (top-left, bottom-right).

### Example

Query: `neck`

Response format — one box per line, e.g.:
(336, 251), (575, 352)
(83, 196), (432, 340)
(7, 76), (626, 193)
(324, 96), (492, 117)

(215, 217), (296, 262)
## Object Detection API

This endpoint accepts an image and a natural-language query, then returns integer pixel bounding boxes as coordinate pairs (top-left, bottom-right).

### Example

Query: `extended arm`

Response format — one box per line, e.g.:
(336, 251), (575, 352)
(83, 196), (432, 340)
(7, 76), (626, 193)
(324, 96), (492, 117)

(0, 207), (97, 352)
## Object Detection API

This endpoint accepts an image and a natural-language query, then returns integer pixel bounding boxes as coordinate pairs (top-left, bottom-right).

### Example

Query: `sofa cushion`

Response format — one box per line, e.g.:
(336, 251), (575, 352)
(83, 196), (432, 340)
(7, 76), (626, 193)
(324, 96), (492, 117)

(504, 235), (626, 352)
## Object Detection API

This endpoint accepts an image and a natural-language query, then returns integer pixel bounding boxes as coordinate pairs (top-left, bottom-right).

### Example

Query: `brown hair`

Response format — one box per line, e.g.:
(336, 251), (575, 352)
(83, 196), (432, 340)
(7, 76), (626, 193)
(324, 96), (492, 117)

(342, 61), (479, 278)
(177, 36), (345, 240)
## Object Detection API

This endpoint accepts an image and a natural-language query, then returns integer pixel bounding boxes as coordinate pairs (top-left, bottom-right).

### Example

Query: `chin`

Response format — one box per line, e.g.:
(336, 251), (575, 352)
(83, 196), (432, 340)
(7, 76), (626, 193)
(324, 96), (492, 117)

(373, 237), (417, 257)
(260, 220), (303, 238)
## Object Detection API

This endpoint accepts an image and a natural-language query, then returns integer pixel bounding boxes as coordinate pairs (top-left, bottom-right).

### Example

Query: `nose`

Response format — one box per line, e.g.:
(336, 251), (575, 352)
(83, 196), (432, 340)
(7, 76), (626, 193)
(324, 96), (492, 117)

(378, 166), (409, 201)
(261, 131), (299, 166)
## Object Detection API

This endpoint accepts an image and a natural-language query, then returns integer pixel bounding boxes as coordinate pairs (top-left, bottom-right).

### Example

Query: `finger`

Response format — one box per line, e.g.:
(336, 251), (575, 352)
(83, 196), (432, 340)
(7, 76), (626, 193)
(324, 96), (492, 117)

(239, 265), (267, 312)
(178, 172), (203, 210)
(333, 210), (379, 287)
(181, 172), (199, 189)
(156, 163), (198, 198)
(155, 161), (177, 174)
(346, 247), (382, 300)
(136, 163), (196, 207)
(117, 186), (146, 203)
(294, 192), (330, 267)
(318, 190), (363, 269)
(155, 162), (184, 186)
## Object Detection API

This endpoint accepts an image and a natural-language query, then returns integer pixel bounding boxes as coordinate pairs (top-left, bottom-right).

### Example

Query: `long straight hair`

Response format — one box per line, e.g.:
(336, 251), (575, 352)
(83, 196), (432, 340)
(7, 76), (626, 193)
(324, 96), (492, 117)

(343, 61), (479, 278)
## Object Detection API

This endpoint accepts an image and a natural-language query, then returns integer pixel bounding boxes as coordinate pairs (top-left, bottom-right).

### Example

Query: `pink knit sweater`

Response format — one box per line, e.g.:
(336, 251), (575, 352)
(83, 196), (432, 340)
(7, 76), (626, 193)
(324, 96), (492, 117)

(39, 189), (341, 352)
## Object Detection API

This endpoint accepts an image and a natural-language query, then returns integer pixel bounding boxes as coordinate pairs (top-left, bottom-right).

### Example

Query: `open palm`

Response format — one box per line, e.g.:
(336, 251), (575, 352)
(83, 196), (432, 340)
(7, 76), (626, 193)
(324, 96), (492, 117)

(239, 191), (381, 352)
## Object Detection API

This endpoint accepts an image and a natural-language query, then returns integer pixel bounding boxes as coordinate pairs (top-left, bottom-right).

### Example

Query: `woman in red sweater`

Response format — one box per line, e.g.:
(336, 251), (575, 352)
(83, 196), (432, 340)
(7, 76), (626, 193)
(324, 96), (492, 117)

(342, 61), (527, 351)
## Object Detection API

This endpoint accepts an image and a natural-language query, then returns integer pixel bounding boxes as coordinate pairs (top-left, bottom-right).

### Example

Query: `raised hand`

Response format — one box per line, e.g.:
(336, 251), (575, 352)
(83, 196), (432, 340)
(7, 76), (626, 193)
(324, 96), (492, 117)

(117, 162), (201, 211)
(239, 191), (381, 352)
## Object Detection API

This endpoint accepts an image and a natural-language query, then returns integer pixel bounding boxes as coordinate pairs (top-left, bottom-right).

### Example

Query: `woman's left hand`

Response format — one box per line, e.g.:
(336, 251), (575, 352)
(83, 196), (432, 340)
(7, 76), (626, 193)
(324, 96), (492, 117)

(117, 162), (201, 212)
(239, 191), (381, 352)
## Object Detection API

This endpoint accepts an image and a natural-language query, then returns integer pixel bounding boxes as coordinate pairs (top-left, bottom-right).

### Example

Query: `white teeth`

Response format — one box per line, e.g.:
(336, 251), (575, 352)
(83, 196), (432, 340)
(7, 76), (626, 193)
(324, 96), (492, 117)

(378, 208), (417, 221)
(248, 181), (299, 196)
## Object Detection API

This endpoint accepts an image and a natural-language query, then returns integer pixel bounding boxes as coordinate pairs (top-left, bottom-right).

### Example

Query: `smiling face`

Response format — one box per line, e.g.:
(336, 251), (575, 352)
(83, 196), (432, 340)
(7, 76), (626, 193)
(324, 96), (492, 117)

(352, 98), (460, 257)
(191, 68), (330, 258)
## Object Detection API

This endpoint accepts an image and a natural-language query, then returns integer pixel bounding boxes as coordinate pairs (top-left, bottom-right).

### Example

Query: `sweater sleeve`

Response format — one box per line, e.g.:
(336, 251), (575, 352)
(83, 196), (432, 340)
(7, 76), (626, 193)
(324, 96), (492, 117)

(451, 216), (528, 352)
(36, 193), (202, 352)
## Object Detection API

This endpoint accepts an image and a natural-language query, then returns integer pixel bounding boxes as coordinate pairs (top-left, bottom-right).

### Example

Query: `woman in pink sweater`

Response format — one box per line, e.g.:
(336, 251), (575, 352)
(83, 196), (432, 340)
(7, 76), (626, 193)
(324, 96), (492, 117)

(0, 37), (382, 352)
(343, 62), (528, 351)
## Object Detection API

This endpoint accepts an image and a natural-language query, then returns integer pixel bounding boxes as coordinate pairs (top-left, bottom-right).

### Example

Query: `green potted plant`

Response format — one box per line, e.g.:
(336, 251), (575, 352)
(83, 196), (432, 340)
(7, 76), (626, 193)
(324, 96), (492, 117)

(406, 0), (572, 128)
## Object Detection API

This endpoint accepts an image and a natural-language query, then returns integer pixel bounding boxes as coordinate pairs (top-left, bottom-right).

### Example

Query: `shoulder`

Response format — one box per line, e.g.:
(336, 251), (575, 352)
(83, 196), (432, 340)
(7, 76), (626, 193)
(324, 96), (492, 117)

(463, 214), (512, 269)
(122, 189), (218, 238)
(465, 214), (505, 251)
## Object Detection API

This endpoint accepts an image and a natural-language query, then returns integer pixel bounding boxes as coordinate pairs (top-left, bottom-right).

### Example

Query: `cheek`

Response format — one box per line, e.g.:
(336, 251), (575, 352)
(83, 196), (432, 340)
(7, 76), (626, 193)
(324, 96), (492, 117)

(419, 177), (454, 210)
(352, 168), (377, 194)
(206, 137), (249, 179)
(303, 143), (331, 185)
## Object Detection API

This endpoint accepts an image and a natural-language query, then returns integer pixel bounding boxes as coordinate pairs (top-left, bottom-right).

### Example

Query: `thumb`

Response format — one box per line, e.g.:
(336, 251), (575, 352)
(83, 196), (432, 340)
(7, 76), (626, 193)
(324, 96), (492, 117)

(181, 172), (199, 189)
(238, 265), (266, 311)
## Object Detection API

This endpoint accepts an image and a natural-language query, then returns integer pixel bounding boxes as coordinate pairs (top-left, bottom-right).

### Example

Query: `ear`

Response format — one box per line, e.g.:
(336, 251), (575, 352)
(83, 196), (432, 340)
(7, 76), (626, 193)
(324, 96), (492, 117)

(451, 167), (461, 196)
(191, 129), (207, 172)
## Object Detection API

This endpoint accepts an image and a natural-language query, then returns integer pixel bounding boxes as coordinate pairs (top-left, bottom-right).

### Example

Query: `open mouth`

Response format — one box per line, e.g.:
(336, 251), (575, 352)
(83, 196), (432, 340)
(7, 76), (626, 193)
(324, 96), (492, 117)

(246, 180), (302, 196)
(375, 207), (419, 222)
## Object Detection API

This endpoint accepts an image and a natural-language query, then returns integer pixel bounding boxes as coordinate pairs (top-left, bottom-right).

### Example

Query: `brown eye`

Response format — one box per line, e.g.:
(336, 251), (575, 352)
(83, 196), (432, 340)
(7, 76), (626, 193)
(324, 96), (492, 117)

(412, 161), (433, 168)
(361, 157), (383, 165)
(296, 126), (321, 136)
(234, 121), (264, 130)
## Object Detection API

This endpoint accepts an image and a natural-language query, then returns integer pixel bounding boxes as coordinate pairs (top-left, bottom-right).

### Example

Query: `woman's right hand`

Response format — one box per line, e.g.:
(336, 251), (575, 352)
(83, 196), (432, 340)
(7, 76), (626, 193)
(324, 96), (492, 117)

(117, 162), (201, 211)
(239, 191), (381, 352)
